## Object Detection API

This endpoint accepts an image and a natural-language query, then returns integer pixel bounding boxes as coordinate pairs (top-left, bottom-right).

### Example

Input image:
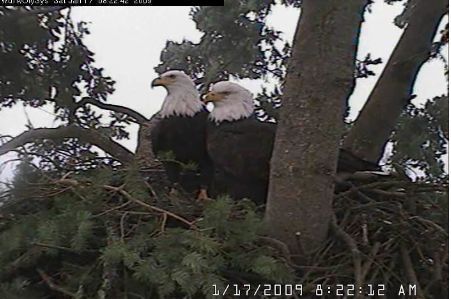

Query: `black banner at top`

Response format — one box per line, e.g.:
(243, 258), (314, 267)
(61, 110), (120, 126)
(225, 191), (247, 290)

(0, 0), (224, 6)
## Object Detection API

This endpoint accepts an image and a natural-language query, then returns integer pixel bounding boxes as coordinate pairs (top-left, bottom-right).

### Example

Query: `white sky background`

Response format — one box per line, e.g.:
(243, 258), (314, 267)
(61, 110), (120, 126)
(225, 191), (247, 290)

(0, 1), (448, 181)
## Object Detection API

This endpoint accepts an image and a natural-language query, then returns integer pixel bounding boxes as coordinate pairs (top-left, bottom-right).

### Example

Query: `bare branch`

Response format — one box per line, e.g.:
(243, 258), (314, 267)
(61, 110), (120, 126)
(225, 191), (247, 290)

(55, 178), (195, 228)
(344, 0), (448, 162)
(37, 269), (77, 298)
(78, 97), (148, 125)
(0, 125), (134, 164)
(400, 244), (426, 299)
(331, 215), (363, 298)
(103, 185), (196, 228)
(361, 241), (381, 280)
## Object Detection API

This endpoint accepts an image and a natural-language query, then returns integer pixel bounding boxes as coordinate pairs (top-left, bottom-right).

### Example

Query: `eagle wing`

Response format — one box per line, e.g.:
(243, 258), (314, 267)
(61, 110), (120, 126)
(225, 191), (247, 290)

(208, 118), (275, 183)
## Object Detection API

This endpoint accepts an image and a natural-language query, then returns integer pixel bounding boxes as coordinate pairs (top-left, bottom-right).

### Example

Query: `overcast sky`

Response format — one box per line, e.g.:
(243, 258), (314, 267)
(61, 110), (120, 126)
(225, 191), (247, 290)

(0, 1), (448, 180)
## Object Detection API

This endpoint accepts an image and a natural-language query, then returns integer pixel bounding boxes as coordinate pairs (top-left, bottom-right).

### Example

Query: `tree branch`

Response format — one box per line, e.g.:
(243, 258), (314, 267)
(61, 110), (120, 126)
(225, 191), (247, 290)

(344, 0), (448, 162)
(400, 244), (426, 299)
(135, 113), (164, 169)
(55, 178), (195, 228)
(331, 215), (363, 299)
(37, 269), (77, 298)
(78, 97), (148, 125)
(103, 185), (195, 228)
(0, 125), (134, 164)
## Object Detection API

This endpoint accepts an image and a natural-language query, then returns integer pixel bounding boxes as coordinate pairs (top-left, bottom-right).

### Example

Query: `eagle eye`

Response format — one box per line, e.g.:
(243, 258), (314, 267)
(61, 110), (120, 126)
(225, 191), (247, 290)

(168, 74), (176, 79)
(222, 91), (231, 95)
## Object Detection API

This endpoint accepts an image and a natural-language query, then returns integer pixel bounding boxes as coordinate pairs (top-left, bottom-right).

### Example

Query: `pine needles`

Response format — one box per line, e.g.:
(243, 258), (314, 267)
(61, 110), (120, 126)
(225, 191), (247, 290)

(0, 163), (447, 298)
(0, 164), (293, 298)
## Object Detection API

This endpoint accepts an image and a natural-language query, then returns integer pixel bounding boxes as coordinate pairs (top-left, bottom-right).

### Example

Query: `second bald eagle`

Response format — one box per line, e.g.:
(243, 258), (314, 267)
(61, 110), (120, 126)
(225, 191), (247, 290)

(204, 82), (275, 204)
(204, 81), (379, 204)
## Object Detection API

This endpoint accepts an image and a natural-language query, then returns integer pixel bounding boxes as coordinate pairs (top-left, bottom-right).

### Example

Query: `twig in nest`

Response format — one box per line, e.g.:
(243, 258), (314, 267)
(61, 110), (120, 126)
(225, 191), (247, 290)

(400, 244), (425, 299)
(330, 215), (363, 298)
(32, 242), (77, 253)
(361, 213), (368, 246)
(120, 212), (128, 242)
(361, 242), (381, 281)
(55, 178), (81, 187)
(367, 189), (406, 197)
(92, 201), (132, 218)
(103, 185), (196, 229)
(335, 180), (409, 199)
(38, 269), (77, 298)
(144, 180), (159, 199)
(409, 216), (448, 236)
(55, 178), (196, 228)
(433, 251), (443, 281)
(160, 212), (168, 232)
(61, 171), (74, 180)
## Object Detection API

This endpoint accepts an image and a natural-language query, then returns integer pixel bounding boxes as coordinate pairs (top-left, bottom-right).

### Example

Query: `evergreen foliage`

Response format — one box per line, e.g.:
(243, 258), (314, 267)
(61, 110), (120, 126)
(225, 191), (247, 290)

(0, 164), (295, 298)
(0, 161), (447, 298)
(391, 96), (448, 182)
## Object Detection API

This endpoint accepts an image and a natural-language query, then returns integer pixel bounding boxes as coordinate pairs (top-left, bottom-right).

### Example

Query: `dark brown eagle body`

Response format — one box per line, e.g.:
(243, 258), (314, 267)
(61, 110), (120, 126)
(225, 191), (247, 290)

(204, 81), (380, 204)
(151, 110), (212, 193)
(207, 116), (275, 204)
(337, 148), (380, 173)
(207, 115), (379, 204)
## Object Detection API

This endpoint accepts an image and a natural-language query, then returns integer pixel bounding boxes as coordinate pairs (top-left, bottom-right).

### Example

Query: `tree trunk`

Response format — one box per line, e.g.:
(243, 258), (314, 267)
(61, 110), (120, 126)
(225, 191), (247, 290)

(265, 0), (367, 256)
(344, 0), (448, 162)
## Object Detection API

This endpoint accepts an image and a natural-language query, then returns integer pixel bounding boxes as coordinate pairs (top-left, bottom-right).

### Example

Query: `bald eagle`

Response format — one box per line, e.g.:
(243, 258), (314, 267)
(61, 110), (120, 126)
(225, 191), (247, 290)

(203, 82), (274, 204)
(203, 81), (379, 204)
(150, 70), (212, 200)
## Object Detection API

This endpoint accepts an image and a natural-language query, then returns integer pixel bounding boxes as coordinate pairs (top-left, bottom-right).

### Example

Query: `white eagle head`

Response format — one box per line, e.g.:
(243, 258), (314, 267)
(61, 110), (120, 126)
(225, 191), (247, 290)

(203, 81), (254, 123)
(151, 70), (203, 118)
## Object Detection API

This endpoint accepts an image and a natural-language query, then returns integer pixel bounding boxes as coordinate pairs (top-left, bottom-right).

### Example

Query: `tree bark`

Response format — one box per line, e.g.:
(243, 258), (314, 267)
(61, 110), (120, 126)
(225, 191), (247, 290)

(77, 97), (148, 125)
(135, 113), (164, 169)
(265, 0), (367, 256)
(0, 125), (135, 164)
(344, 0), (448, 162)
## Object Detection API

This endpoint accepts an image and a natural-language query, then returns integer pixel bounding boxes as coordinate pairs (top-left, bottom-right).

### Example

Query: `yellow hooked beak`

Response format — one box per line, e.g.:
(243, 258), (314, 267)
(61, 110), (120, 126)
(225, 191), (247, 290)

(202, 92), (226, 103)
(151, 76), (173, 88)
